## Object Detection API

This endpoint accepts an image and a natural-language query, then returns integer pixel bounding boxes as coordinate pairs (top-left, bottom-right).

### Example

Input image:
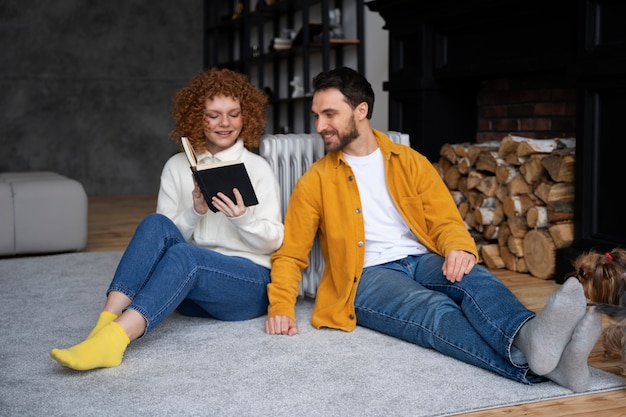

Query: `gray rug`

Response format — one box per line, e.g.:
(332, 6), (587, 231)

(1, 251), (624, 417)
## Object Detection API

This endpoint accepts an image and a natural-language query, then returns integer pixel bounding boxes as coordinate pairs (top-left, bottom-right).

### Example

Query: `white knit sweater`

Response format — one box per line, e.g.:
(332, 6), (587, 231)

(156, 140), (284, 268)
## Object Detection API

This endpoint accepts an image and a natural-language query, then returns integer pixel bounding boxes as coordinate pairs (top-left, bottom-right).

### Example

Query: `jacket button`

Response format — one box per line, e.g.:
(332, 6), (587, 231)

(349, 314), (355, 320)
(357, 241), (364, 247)
(348, 175), (354, 181)
(356, 208), (361, 214)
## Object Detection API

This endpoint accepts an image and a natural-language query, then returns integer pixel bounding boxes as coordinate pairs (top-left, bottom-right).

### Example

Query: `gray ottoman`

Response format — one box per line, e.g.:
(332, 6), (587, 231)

(0, 171), (87, 256)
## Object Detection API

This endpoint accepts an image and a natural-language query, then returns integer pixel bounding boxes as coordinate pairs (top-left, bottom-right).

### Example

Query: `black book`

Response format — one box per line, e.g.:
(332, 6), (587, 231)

(181, 136), (258, 213)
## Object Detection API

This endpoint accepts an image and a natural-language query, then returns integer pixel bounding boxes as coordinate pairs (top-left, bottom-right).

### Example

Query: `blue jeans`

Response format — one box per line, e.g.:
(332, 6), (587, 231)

(107, 213), (270, 336)
(355, 253), (545, 384)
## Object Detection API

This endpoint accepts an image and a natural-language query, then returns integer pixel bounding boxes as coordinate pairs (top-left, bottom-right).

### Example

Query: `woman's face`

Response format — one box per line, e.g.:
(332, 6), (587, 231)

(202, 94), (243, 154)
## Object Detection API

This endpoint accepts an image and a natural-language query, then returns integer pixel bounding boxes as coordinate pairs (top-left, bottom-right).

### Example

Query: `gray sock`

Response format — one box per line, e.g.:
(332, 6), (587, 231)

(545, 307), (602, 392)
(514, 277), (587, 375)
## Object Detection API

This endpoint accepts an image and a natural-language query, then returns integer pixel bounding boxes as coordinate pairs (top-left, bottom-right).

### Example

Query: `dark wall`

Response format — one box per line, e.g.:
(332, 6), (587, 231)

(0, 0), (203, 195)
(366, 0), (578, 162)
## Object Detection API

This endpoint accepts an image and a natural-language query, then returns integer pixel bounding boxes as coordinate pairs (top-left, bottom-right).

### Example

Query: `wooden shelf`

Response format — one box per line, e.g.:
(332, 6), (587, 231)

(204, 0), (364, 133)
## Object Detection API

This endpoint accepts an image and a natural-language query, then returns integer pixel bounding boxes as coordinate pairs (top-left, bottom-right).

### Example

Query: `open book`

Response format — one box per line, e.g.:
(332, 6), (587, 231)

(181, 136), (258, 213)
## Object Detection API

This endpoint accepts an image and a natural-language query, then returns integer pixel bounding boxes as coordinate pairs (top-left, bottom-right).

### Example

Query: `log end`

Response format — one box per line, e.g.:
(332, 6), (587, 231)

(522, 229), (556, 279)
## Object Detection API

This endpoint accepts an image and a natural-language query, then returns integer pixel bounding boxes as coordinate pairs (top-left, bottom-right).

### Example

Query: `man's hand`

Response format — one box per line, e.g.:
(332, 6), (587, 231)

(265, 315), (298, 336)
(442, 250), (476, 283)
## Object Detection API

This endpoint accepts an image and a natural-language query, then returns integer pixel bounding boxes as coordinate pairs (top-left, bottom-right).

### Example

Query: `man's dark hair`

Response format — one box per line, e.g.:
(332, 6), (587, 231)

(312, 66), (375, 119)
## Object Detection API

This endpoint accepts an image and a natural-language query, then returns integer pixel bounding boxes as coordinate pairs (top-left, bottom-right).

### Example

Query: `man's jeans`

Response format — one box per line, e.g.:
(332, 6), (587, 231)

(355, 253), (545, 384)
(108, 213), (270, 336)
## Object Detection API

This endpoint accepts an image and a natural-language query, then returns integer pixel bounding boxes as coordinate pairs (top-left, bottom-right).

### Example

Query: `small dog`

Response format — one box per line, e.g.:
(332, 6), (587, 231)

(573, 248), (626, 376)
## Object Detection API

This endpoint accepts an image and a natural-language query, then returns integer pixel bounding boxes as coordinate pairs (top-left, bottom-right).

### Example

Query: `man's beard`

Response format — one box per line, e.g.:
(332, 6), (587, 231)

(324, 118), (359, 153)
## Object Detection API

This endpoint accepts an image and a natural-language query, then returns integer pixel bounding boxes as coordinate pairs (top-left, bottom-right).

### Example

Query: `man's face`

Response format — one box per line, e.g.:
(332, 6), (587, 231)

(311, 88), (359, 153)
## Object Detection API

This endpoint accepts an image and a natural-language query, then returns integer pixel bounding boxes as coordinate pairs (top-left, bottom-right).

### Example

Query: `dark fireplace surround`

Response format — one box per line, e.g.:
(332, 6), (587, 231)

(367, 0), (626, 281)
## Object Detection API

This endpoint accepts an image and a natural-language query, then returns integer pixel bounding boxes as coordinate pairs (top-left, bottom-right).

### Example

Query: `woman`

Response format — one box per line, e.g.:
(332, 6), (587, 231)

(50, 68), (284, 371)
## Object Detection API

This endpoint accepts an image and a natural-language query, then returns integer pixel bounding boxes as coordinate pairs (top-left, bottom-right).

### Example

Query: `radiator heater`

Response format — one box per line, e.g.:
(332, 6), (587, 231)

(259, 131), (410, 298)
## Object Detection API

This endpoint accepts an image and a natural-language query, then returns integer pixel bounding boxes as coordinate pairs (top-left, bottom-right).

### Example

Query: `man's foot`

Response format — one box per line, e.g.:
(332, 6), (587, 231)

(546, 307), (602, 392)
(514, 277), (587, 375)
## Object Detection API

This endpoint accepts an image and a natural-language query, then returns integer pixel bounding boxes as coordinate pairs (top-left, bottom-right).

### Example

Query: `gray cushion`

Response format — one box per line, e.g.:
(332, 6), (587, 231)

(0, 172), (87, 256)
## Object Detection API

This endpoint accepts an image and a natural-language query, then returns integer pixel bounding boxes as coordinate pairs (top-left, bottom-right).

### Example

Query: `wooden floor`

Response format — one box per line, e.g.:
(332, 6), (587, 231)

(87, 194), (625, 416)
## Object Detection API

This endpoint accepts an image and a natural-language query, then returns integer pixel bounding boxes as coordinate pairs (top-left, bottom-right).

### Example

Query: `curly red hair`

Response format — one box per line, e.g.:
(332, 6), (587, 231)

(169, 67), (268, 152)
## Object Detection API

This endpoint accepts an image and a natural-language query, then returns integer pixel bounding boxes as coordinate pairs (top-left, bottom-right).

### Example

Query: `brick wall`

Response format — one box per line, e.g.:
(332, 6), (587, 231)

(476, 76), (577, 143)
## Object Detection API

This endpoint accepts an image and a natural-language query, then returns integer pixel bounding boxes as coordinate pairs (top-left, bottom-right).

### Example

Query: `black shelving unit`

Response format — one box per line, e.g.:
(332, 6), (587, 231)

(204, 0), (364, 133)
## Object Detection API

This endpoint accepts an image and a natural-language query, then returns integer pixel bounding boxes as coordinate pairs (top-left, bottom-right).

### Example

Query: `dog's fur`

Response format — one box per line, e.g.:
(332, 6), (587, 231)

(573, 248), (626, 376)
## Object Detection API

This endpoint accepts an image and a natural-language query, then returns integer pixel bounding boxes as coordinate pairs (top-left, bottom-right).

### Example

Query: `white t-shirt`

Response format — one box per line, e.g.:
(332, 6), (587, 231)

(343, 148), (428, 267)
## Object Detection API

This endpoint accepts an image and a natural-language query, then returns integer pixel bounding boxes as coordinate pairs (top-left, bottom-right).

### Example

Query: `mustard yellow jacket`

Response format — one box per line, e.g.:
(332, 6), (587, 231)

(267, 129), (479, 331)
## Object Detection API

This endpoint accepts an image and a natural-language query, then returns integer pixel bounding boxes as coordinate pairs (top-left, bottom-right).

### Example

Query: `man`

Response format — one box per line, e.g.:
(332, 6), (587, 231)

(264, 66), (600, 392)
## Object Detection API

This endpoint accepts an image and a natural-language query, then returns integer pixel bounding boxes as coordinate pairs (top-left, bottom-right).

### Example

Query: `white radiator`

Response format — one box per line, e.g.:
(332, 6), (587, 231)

(259, 131), (410, 298)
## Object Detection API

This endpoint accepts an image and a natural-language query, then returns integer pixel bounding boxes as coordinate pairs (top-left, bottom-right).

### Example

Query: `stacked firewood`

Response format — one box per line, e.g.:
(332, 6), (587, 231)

(435, 135), (576, 279)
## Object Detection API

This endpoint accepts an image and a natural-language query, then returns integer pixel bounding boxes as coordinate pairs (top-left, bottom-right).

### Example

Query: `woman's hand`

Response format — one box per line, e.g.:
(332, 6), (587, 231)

(192, 173), (246, 217)
(192, 183), (209, 215)
(211, 188), (247, 217)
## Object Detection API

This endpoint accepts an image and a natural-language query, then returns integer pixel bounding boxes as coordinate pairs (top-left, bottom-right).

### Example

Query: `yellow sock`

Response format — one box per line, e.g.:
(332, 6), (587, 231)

(87, 311), (118, 339)
(50, 322), (130, 371)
